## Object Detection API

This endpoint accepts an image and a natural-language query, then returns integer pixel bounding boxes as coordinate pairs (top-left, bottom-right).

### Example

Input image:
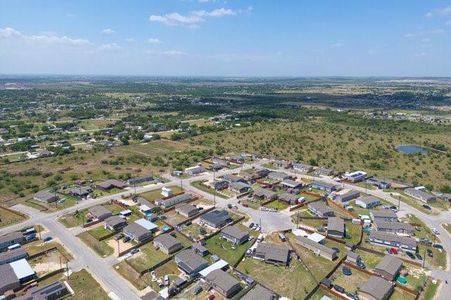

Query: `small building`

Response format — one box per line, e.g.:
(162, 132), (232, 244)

(222, 174), (247, 184)
(366, 177), (391, 189)
(229, 182), (252, 194)
(205, 269), (242, 298)
(104, 216), (127, 231)
(254, 243), (290, 266)
(281, 179), (303, 189)
(368, 231), (417, 251)
(221, 226), (249, 245)
(310, 181), (338, 193)
(156, 193), (193, 209)
(0, 248), (28, 265)
(327, 217), (345, 238)
(153, 234), (182, 254)
(314, 167), (334, 177)
(355, 196), (381, 209)
(212, 180), (229, 191)
(15, 281), (70, 300)
(161, 187), (173, 198)
(344, 171), (367, 183)
(267, 171), (291, 181)
(174, 249), (209, 277)
(33, 190), (59, 203)
(373, 220), (414, 235)
(358, 276), (394, 300)
(374, 255), (403, 281)
(135, 197), (159, 213)
(294, 236), (338, 261)
(88, 205), (112, 221)
(0, 232), (24, 252)
(123, 220), (155, 243)
(370, 210), (398, 222)
(333, 189), (360, 204)
(308, 202), (335, 217)
(200, 210), (231, 229)
(292, 163), (314, 174)
(405, 188), (436, 203)
(67, 186), (92, 197)
(96, 179), (127, 190)
(10, 259), (36, 284)
(185, 165), (206, 176)
(253, 188), (277, 201)
(279, 193), (299, 205)
(0, 264), (20, 294)
(192, 243), (209, 256)
(119, 209), (132, 217)
(346, 250), (361, 264)
(175, 204), (199, 218)
(211, 158), (229, 170)
(127, 175), (153, 185)
(272, 160), (291, 169)
(241, 284), (277, 300)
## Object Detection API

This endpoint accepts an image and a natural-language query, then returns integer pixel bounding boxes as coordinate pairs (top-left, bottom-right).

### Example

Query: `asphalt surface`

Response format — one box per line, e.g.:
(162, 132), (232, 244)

(0, 159), (450, 299)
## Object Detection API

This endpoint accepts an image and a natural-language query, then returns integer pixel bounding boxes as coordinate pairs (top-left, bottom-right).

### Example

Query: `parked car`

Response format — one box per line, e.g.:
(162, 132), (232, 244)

(334, 285), (345, 293)
(249, 223), (255, 229)
(406, 251), (416, 260)
(422, 204), (432, 210)
(427, 249), (433, 257)
(130, 248), (139, 255)
(122, 236), (131, 243)
(207, 295), (215, 300)
(342, 267), (352, 276)
(388, 247), (398, 254)
(43, 236), (53, 242)
(192, 286), (203, 295)
(415, 253), (423, 260)
(433, 244), (443, 250)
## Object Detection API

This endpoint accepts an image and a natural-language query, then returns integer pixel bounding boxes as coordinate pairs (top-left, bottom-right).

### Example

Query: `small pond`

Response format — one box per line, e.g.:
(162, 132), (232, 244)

(396, 144), (428, 154)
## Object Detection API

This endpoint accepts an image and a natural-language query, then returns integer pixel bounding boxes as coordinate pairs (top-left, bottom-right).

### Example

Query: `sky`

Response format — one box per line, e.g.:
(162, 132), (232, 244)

(0, 0), (450, 77)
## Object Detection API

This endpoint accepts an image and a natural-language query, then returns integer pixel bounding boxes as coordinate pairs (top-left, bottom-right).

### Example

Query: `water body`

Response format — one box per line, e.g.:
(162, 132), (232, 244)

(396, 144), (428, 154)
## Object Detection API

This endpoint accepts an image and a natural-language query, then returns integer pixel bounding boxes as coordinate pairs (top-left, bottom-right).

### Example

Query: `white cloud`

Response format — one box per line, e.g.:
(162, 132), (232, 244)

(438, 6), (451, 15)
(97, 42), (121, 51)
(425, 11), (433, 18)
(404, 33), (414, 38)
(101, 28), (115, 34)
(162, 50), (186, 56)
(149, 7), (237, 27)
(331, 42), (344, 48)
(147, 38), (161, 44)
(0, 27), (91, 46)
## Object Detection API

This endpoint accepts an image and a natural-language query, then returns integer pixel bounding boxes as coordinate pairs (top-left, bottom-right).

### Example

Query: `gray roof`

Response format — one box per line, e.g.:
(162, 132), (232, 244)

(308, 202), (334, 216)
(267, 171), (290, 180)
(175, 204), (199, 215)
(34, 190), (59, 202)
(327, 217), (345, 233)
(347, 250), (360, 260)
(221, 225), (248, 241)
(0, 232), (23, 246)
(405, 188), (436, 201)
(68, 186), (92, 195)
(105, 216), (126, 227)
(242, 284), (277, 300)
(281, 179), (302, 187)
(359, 276), (393, 300)
(0, 263), (19, 290)
(229, 181), (251, 191)
(200, 210), (231, 227)
(338, 190), (360, 198)
(279, 193), (299, 202)
(295, 236), (337, 256)
(253, 188), (277, 198)
(124, 223), (149, 239)
(206, 269), (240, 294)
(371, 209), (397, 220)
(0, 248), (27, 265)
(136, 196), (156, 208)
(311, 181), (337, 189)
(158, 193), (192, 206)
(223, 174), (244, 183)
(97, 179), (127, 189)
(15, 281), (68, 300)
(154, 234), (181, 249)
(256, 243), (290, 263)
(175, 249), (208, 272)
(375, 255), (403, 277)
(356, 196), (381, 205)
(89, 205), (111, 218)
(369, 231), (417, 248)
(374, 220), (414, 233)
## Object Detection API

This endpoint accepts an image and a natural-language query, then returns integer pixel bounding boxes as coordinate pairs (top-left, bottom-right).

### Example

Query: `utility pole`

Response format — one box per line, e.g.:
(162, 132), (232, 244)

(117, 240), (120, 257)
(398, 195), (401, 210)
(422, 248), (426, 268)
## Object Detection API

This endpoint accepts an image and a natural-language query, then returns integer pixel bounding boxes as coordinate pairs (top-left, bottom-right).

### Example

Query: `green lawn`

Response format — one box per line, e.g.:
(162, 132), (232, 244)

(68, 269), (109, 300)
(237, 257), (318, 300)
(88, 226), (113, 240)
(127, 243), (169, 272)
(191, 181), (229, 199)
(58, 209), (88, 228)
(114, 261), (148, 290)
(422, 279), (440, 300)
(344, 223), (362, 244)
(77, 232), (113, 257)
(139, 186), (184, 202)
(265, 200), (289, 210)
(330, 267), (370, 294)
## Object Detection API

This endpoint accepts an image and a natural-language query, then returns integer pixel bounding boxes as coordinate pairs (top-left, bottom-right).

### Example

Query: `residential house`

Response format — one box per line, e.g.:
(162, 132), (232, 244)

(0, 264), (20, 294)
(355, 196), (381, 209)
(88, 206), (112, 221)
(267, 171), (291, 181)
(161, 187), (173, 198)
(272, 160), (291, 169)
(123, 222), (153, 243)
(174, 249), (209, 276)
(368, 232), (417, 251)
(33, 190), (59, 203)
(254, 243), (290, 266)
(310, 181), (339, 193)
(212, 180), (229, 191)
(358, 276), (394, 300)
(192, 243), (209, 256)
(96, 179), (127, 190)
(205, 269), (242, 298)
(153, 234), (182, 254)
(370, 210), (398, 222)
(366, 177), (391, 189)
(135, 197), (159, 214)
(308, 202), (335, 217)
(333, 189), (360, 204)
(327, 217), (345, 238)
(15, 281), (70, 300)
(0, 248), (28, 265)
(67, 186), (92, 198)
(292, 163), (314, 174)
(221, 226), (249, 245)
(200, 210), (231, 229)
(242, 284), (277, 300)
(156, 193), (193, 209)
(281, 179), (303, 190)
(127, 175), (153, 185)
(344, 171), (367, 183)
(314, 167), (334, 177)
(104, 216), (127, 231)
(405, 188), (436, 203)
(175, 204), (199, 218)
(253, 188), (277, 201)
(184, 165), (205, 176)
(211, 158), (228, 170)
(373, 220), (414, 235)
(0, 232), (24, 252)
(229, 182), (252, 194)
(222, 174), (246, 184)
(279, 193), (299, 205)
(374, 255), (403, 281)
(295, 236), (338, 261)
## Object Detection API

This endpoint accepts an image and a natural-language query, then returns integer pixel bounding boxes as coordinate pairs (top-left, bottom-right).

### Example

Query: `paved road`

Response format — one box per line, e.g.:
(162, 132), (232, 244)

(1, 159), (450, 299)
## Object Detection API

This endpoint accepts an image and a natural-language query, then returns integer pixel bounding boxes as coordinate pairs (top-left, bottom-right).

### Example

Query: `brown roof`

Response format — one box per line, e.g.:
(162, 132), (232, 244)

(359, 276), (393, 300)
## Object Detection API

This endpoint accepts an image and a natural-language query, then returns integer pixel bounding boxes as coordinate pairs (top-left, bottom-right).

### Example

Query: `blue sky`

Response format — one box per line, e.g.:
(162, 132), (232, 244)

(0, 0), (450, 76)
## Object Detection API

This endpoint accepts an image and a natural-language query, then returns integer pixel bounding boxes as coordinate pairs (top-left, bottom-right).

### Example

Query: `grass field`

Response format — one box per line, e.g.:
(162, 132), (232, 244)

(237, 257), (318, 299)
(191, 181), (229, 199)
(139, 185), (184, 201)
(330, 266), (370, 294)
(68, 269), (109, 300)
(59, 209), (88, 228)
(422, 279), (440, 300)
(114, 261), (148, 290)
(77, 232), (113, 257)
(25, 240), (73, 260)
(264, 200), (289, 210)
(0, 207), (26, 228)
(344, 223), (363, 244)
(88, 226), (113, 240)
(127, 243), (169, 272)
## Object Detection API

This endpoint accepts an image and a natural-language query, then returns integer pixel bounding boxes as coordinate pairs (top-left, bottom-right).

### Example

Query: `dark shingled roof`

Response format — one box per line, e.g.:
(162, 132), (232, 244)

(359, 276), (393, 300)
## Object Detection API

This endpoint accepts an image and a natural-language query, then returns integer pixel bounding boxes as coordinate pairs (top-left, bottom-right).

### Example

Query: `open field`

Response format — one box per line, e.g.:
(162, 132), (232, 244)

(114, 261), (148, 290)
(191, 181), (229, 199)
(68, 269), (109, 300)
(77, 231), (114, 257)
(0, 207), (27, 228)
(329, 266), (370, 294)
(139, 185), (184, 201)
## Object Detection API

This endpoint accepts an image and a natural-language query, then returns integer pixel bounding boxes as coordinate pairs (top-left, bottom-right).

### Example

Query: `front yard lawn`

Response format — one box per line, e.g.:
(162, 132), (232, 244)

(77, 232), (113, 257)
